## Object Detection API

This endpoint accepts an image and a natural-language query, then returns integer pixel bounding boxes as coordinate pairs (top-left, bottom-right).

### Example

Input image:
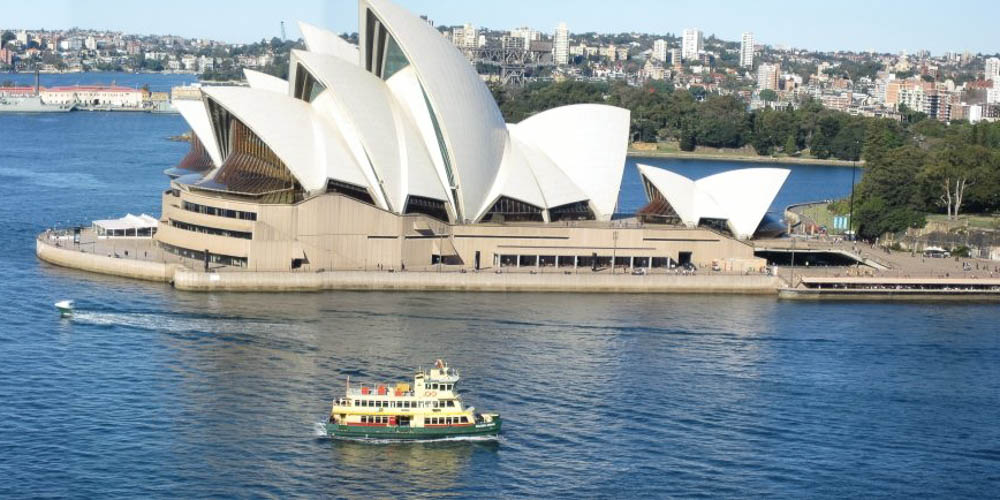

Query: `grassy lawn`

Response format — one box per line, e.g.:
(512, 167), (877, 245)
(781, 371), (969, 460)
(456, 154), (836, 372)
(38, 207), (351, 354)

(926, 214), (1000, 230)
(629, 141), (859, 166)
(799, 204), (839, 231)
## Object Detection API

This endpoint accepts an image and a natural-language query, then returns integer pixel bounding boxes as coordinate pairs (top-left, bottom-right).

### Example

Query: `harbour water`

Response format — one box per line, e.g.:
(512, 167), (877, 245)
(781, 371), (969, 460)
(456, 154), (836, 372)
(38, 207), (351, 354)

(2, 75), (999, 498)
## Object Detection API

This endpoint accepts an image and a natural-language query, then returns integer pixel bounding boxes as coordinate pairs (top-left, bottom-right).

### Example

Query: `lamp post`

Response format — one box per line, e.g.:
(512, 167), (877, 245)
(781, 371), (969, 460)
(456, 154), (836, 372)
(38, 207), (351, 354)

(848, 139), (860, 241)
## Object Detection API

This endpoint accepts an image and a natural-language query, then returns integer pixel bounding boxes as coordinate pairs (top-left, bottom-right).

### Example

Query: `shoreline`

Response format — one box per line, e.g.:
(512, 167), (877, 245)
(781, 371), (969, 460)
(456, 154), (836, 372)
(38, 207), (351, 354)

(628, 150), (862, 167)
(36, 236), (782, 295)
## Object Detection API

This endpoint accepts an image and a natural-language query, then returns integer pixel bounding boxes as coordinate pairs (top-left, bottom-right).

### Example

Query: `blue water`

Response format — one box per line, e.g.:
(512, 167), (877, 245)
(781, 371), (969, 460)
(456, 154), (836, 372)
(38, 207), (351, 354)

(2, 75), (999, 498)
(2, 71), (197, 92)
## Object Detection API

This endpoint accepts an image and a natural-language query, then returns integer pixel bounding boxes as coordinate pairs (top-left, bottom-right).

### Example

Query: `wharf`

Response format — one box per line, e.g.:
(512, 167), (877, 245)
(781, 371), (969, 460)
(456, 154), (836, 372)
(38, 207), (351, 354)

(780, 277), (1000, 301)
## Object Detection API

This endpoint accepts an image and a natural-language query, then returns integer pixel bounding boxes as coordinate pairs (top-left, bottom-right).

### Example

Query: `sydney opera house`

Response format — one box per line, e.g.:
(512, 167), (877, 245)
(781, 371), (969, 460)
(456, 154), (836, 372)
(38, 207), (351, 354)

(153, 0), (787, 274)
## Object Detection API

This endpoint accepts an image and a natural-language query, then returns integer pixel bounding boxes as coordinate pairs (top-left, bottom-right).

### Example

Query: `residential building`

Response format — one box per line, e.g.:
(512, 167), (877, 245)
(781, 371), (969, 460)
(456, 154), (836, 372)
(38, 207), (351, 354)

(987, 57), (1000, 82)
(757, 63), (780, 91)
(682, 28), (703, 61)
(740, 32), (754, 68)
(669, 48), (682, 69)
(653, 39), (668, 62)
(553, 22), (569, 65)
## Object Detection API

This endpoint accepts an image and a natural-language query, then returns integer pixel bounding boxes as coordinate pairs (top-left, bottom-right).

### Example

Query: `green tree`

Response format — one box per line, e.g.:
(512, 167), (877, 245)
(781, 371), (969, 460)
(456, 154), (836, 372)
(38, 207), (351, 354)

(759, 89), (778, 102)
(784, 135), (799, 154)
(1, 31), (14, 49)
(679, 126), (697, 151)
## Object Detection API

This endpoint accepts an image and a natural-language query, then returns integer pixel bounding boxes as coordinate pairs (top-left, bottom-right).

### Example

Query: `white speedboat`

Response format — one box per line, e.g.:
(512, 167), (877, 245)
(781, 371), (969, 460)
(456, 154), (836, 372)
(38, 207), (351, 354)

(55, 300), (74, 317)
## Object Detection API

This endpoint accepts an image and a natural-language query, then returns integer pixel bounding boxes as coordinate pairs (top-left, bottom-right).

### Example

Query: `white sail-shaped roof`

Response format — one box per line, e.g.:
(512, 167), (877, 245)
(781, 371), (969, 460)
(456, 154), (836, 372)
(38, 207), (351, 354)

(476, 138), (549, 221)
(638, 164), (790, 240)
(385, 65), (455, 210)
(507, 125), (590, 210)
(698, 168), (790, 240)
(298, 21), (360, 64)
(515, 104), (630, 221)
(173, 98), (223, 168)
(361, 0), (509, 221)
(292, 49), (408, 211)
(243, 69), (289, 94)
(202, 86), (371, 195)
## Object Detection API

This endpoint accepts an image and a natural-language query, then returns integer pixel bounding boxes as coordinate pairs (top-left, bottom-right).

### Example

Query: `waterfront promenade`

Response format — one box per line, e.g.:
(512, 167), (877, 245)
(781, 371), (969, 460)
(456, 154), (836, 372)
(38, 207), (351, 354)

(36, 230), (783, 294)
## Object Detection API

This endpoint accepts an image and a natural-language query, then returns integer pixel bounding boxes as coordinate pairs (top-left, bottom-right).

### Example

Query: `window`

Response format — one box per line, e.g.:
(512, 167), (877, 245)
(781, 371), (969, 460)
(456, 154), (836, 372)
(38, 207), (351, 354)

(327, 179), (375, 206)
(361, 416), (368, 423)
(159, 242), (247, 268)
(293, 64), (326, 103)
(460, 416), (468, 424)
(170, 219), (252, 240)
(447, 400), (455, 407)
(481, 196), (544, 223)
(433, 401), (439, 408)
(404, 195), (449, 222)
(182, 201), (257, 221)
(381, 35), (409, 80)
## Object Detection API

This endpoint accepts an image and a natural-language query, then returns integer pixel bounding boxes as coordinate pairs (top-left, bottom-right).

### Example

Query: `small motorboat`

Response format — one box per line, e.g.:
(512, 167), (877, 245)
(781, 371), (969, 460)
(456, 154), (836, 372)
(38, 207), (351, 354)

(55, 300), (74, 318)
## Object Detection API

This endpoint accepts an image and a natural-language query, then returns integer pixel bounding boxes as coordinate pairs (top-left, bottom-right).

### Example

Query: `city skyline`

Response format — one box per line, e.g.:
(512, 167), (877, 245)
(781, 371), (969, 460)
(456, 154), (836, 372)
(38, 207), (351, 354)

(3, 0), (999, 55)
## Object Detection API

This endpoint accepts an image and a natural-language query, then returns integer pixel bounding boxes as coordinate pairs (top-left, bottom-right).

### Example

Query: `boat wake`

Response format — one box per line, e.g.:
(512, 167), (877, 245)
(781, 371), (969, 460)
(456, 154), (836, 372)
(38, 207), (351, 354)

(312, 422), (502, 444)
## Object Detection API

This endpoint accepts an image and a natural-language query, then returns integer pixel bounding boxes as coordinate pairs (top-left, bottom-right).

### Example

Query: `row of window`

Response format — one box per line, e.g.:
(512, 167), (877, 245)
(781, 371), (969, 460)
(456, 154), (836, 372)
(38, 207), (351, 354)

(354, 399), (457, 409)
(427, 416), (468, 425)
(428, 383), (454, 391)
(183, 201), (257, 221)
(170, 219), (252, 240)
(159, 242), (248, 268)
(360, 416), (391, 424)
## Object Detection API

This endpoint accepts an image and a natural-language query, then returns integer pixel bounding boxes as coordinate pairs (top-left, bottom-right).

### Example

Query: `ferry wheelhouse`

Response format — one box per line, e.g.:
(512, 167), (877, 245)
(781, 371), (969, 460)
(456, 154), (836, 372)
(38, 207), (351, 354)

(326, 360), (501, 440)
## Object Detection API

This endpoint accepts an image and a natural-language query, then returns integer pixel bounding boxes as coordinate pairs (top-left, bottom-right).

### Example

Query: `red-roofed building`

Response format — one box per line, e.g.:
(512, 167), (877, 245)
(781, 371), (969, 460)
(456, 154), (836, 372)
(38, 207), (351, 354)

(0, 86), (38, 98)
(41, 85), (144, 108)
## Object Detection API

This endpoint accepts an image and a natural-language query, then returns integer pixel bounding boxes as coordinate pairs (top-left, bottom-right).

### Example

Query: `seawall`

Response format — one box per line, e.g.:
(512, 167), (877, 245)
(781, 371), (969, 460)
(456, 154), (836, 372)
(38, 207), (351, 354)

(172, 269), (783, 294)
(36, 238), (176, 283)
(36, 236), (782, 294)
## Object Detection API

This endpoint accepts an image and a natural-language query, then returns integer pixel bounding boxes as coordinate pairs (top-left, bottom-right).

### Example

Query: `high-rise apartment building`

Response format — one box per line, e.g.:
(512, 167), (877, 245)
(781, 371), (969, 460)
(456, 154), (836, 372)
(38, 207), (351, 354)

(510, 27), (540, 50)
(451, 23), (478, 49)
(757, 63), (780, 91)
(669, 48), (682, 69)
(553, 22), (570, 65)
(653, 39), (668, 63)
(740, 32), (754, 68)
(986, 57), (1000, 82)
(682, 28), (703, 61)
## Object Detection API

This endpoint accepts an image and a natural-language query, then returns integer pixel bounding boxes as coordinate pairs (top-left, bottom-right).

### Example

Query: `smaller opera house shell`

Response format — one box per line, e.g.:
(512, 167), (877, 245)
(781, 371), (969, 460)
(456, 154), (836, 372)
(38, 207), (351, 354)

(156, 0), (779, 273)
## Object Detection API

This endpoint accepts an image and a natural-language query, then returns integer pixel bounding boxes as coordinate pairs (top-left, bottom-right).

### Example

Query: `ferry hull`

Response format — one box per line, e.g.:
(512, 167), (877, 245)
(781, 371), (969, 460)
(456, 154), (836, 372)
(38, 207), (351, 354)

(326, 419), (501, 440)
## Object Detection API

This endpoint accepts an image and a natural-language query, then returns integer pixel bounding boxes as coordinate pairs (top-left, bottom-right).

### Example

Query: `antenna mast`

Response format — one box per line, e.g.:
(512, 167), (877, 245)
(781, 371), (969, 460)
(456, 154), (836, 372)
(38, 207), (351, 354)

(280, 21), (287, 41)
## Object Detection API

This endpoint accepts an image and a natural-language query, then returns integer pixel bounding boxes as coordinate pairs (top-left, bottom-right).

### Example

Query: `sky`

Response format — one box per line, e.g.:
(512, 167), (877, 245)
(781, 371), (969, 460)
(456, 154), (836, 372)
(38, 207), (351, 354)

(3, 0), (998, 55)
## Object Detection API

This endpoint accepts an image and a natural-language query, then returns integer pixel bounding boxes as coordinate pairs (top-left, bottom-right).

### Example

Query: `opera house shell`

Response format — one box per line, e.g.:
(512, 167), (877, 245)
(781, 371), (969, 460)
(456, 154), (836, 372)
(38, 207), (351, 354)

(155, 0), (771, 273)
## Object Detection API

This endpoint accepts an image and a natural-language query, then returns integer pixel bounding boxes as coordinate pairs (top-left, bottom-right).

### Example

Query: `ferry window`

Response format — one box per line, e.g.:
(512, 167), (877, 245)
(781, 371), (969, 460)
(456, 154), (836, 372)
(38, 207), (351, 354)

(431, 384), (438, 390)
(433, 401), (439, 408)
(447, 400), (455, 407)
(361, 416), (368, 423)
(446, 417), (452, 424)
(460, 416), (468, 423)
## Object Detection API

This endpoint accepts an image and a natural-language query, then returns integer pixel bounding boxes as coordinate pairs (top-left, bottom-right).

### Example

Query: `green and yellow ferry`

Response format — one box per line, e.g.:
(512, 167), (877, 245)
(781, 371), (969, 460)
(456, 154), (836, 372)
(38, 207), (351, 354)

(326, 360), (501, 441)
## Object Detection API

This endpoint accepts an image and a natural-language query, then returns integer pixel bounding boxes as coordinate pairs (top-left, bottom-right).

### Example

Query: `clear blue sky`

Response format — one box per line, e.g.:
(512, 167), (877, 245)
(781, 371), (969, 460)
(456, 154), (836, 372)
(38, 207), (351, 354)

(4, 0), (998, 55)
